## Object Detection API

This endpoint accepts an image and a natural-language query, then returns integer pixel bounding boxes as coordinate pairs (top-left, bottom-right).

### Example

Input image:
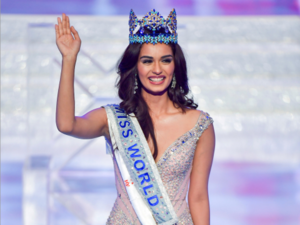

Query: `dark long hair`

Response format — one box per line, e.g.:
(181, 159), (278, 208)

(116, 31), (198, 160)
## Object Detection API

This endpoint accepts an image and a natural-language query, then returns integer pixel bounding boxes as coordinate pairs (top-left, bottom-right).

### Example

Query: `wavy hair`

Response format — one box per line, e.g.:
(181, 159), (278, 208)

(116, 31), (197, 160)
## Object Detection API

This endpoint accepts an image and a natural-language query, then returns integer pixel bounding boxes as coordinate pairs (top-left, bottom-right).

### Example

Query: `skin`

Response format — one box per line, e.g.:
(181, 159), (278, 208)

(55, 13), (215, 225)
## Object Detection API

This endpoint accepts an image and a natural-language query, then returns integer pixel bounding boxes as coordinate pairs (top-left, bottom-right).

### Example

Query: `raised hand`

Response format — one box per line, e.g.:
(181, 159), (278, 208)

(55, 13), (81, 58)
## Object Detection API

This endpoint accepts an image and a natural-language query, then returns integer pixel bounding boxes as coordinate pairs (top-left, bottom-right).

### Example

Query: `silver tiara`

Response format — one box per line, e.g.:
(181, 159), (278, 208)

(129, 9), (178, 45)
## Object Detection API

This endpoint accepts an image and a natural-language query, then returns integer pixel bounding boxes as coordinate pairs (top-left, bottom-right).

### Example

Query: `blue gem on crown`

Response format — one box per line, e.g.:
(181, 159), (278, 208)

(129, 9), (178, 45)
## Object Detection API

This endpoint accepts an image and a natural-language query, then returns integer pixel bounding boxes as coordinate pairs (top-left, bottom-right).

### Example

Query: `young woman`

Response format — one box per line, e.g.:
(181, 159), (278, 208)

(55, 9), (215, 225)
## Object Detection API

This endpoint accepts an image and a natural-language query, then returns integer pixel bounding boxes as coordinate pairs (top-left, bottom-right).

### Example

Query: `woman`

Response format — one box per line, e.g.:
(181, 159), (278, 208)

(55, 9), (215, 225)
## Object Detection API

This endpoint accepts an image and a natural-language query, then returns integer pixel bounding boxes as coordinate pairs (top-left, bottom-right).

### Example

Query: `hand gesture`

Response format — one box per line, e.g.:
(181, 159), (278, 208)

(55, 13), (81, 59)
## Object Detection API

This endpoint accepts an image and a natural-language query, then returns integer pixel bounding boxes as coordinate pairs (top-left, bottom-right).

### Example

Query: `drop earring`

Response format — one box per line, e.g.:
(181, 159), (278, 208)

(171, 75), (176, 89)
(180, 86), (184, 93)
(134, 74), (138, 94)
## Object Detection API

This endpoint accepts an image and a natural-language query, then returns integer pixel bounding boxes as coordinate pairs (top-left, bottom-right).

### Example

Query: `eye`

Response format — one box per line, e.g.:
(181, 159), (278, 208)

(162, 58), (172, 63)
(142, 60), (153, 64)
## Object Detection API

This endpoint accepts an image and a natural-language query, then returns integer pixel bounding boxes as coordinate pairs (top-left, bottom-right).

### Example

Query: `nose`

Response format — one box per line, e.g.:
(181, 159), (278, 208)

(152, 61), (162, 75)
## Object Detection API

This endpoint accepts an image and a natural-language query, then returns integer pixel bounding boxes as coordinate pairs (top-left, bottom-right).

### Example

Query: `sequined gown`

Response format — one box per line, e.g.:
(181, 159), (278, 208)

(106, 110), (213, 224)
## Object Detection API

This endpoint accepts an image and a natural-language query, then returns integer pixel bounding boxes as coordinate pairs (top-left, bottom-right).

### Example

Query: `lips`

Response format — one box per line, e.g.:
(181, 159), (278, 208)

(148, 76), (166, 84)
(149, 77), (164, 81)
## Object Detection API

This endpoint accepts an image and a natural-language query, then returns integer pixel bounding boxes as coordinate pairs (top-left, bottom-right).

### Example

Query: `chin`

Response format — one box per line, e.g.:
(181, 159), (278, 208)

(142, 86), (169, 96)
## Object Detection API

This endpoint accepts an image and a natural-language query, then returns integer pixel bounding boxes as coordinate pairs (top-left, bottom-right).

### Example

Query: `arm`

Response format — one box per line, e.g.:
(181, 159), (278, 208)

(55, 13), (109, 139)
(188, 123), (215, 225)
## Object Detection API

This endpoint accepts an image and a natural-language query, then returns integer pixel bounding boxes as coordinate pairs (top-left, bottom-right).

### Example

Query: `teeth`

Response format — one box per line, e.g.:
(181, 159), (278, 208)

(149, 77), (164, 82)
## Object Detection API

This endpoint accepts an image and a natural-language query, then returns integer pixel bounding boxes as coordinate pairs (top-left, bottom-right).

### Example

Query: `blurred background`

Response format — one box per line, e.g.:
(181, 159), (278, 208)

(1, 0), (300, 224)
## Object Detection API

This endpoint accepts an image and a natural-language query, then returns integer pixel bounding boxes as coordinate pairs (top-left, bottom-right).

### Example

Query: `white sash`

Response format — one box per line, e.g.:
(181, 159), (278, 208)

(104, 104), (178, 225)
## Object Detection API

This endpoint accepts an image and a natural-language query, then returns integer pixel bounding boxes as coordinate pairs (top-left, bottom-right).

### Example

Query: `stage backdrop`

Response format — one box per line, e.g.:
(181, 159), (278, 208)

(1, 12), (300, 225)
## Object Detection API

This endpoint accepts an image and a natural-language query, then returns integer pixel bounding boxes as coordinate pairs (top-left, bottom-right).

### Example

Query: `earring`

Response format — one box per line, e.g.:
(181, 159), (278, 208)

(180, 86), (184, 93)
(171, 75), (176, 89)
(134, 74), (138, 94)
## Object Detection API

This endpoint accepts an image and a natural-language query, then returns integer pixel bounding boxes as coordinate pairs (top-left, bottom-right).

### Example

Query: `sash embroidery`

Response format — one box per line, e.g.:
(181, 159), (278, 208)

(105, 104), (178, 225)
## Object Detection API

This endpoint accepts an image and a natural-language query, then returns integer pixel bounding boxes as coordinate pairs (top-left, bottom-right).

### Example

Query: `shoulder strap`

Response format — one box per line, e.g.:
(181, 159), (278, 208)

(195, 111), (214, 139)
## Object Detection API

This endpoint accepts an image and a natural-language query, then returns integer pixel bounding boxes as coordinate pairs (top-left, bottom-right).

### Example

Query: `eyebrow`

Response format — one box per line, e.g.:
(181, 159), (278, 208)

(140, 54), (173, 60)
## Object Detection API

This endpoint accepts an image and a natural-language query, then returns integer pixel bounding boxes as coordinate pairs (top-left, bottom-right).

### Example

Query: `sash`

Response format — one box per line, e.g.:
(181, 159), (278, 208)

(104, 104), (178, 225)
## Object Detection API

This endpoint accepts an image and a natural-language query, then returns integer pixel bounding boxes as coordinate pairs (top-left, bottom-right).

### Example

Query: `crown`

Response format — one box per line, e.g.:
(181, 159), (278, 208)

(129, 9), (178, 45)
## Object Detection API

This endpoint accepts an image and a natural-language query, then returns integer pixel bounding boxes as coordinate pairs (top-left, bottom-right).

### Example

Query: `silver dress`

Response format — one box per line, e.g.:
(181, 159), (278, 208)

(106, 110), (214, 224)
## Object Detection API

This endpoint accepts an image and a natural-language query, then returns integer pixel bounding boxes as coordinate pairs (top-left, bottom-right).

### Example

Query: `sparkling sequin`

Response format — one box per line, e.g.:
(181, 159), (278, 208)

(107, 111), (213, 224)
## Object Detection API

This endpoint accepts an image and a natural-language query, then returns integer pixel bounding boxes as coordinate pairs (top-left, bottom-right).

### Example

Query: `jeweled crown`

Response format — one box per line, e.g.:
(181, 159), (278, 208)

(129, 9), (178, 45)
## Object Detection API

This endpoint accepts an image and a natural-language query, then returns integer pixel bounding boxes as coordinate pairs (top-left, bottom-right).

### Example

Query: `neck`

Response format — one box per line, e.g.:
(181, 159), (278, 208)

(141, 89), (174, 117)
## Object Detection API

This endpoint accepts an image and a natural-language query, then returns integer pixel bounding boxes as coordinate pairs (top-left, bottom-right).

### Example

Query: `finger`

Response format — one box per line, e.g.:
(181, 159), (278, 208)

(57, 17), (63, 36)
(62, 13), (67, 35)
(55, 24), (60, 39)
(70, 26), (80, 41)
(66, 16), (71, 35)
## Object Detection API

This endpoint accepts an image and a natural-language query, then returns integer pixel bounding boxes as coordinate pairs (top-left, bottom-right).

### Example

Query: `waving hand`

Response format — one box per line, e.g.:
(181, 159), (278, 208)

(55, 13), (81, 58)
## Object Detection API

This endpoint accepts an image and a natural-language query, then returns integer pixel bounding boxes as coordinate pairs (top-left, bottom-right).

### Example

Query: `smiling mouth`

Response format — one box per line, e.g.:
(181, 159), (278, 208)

(149, 77), (165, 82)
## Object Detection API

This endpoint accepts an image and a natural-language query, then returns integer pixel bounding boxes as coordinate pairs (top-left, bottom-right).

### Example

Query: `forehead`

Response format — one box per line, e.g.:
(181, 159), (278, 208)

(139, 43), (173, 57)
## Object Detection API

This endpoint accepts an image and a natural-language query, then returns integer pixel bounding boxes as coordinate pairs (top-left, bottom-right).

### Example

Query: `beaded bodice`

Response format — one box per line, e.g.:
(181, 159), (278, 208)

(107, 110), (213, 224)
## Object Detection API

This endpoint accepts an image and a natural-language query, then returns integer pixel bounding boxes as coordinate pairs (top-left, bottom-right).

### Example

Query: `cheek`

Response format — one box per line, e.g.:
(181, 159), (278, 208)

(166, 63), (175, 76)
(137, 63), (150, 80)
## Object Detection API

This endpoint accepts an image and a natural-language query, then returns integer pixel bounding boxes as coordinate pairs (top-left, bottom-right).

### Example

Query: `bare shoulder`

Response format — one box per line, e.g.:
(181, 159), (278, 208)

(187, 108), (213, 123)
(174, 108), (200, 132)
(185, 108), (202, 116)
(185, 108), (201, 117)
(184, 108), (201, 124)
(186, 108), (212, 117)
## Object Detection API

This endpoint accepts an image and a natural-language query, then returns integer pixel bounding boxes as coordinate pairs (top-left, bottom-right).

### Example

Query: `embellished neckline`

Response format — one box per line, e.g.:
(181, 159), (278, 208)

(155, 111), (203, 165)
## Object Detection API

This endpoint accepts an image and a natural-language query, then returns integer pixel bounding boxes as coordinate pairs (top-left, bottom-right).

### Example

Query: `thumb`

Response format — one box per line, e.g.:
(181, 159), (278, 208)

(70, 26), (80, 41)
